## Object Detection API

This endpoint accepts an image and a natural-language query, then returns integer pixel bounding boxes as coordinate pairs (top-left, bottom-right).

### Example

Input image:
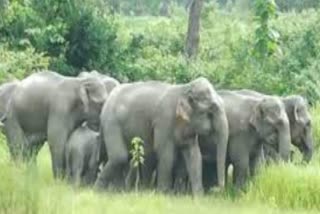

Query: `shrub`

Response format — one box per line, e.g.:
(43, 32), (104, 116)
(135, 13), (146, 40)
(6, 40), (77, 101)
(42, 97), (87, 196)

(0, 45), (49, 82)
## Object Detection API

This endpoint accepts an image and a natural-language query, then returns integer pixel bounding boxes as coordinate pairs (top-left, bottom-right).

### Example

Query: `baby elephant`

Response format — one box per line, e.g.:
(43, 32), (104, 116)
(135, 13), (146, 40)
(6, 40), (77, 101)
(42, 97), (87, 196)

(66, 122), (102, 186)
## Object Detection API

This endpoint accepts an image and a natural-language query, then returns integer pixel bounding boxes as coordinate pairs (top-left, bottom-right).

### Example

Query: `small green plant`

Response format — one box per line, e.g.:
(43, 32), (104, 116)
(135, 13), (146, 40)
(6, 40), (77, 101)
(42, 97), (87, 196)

(129, 137), (144, 191)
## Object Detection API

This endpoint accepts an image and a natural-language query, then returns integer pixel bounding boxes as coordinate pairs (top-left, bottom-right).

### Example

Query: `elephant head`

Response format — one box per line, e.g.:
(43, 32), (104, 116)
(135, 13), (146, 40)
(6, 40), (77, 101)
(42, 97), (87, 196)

(79, 70), (120, 93)
(250, 97), (291, 162)
(176, 77), (229, 188)
(79, 77), (108, 131)
(0, 80), (19, 127)
(282, 95), (313, 163)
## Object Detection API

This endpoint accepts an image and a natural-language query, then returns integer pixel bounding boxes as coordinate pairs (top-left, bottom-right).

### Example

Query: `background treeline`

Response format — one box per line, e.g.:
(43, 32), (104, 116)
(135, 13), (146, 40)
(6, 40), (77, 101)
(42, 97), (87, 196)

(1, 0), (320, 103)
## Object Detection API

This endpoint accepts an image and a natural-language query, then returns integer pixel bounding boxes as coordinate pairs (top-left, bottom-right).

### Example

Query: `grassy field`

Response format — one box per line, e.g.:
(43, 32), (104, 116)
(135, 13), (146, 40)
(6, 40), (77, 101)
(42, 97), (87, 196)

(0, 105), (320, 214)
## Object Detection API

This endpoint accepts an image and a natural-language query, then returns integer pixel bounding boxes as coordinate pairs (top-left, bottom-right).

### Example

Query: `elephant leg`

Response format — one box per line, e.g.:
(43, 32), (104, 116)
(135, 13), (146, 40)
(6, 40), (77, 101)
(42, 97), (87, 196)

(70, 155), (83, 186)
(74, 169), (82, 187)
(95, 124), (128, 190)
(66, 151), (72, 183)
(249, 146), (264, 177)
(86, 166), (99, 186)
(3, 115), (29, 162)
(47, 115), (74, 178)
(140, 153), (157, 189)
(83, 165), (98, 186)
(233, 157), (249, 189)
(125, 165), (135, 190)
(181, 139), (204, 196)
(156, 141), (175, 193)
(225, 160), (231, 186)
(24, 134), (46, 163)
(173, 153), (188, 194)
(202, 161), (216, 192)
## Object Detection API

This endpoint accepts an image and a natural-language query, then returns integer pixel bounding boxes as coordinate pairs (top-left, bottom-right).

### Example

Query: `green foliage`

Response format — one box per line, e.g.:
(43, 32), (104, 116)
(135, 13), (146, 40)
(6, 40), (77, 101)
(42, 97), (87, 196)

(129, 137), (145, 191)
(0, 45), (49, 82)
(0, 0), (119, 76)
(2, 1), (320, 103)
(130, 137), (144, 168)
(64, 9), (118, 75)
(253, 0), (279, 63)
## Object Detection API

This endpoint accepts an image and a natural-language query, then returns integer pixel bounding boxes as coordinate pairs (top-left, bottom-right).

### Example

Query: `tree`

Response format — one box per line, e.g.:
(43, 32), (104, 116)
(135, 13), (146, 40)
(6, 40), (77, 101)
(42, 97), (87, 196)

(253, 0), (279, 67)
(185, 0), (203, 59)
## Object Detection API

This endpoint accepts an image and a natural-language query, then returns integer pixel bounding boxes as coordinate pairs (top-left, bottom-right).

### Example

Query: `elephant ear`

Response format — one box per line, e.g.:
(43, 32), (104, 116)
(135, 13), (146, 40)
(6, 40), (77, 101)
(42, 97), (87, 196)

(79, 85), (90, 113)
(283, 95), (308, 124)
(250, 101), (264, 129)
(79, 78), (107, 113)
(176, 97), (192, 124)
(293, 102), (303, 124)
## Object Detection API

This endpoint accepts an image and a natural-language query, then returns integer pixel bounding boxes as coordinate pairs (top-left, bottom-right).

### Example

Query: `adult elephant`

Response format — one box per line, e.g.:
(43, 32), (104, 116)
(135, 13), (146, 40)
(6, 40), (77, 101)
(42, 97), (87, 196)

(174, 91), (291, 192)
(78, 70), (120, 93)
(235, 89), (313, 163)
(95, 78), (229, 195)
(4, 71), (108, 177)
(218, 91), (291, 188)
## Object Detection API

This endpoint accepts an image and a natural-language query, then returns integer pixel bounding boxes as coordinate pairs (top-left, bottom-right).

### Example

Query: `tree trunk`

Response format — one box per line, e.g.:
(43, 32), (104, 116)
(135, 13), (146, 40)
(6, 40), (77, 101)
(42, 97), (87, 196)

(159, 0), (170, 17)
(185, 0), (203, 59)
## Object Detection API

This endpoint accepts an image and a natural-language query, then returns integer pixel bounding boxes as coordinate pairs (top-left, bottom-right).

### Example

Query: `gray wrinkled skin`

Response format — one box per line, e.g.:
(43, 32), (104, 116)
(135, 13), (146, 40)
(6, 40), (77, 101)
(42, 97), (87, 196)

(3, 71), (108, 178)
(78, 70), (120, 93)
(95, 77), (229, 196)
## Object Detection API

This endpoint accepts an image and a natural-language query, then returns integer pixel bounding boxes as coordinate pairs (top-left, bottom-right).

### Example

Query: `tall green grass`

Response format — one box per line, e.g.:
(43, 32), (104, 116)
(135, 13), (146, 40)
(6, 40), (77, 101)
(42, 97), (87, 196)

(0, 142), (319, 213)
(245, 163), (320, 210)
(0, 154), (318, 214)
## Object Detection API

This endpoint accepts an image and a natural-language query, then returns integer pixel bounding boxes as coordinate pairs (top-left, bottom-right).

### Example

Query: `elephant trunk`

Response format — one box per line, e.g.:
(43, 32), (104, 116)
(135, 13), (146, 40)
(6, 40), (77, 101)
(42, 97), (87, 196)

(213, 107), (229, 188)
(278, 122), (291, 162)
(302, 131), (313, 163)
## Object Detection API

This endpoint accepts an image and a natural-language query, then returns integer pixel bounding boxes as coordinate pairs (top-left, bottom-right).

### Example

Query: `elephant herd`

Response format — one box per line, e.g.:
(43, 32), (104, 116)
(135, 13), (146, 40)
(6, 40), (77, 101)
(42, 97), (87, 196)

(0, 70), (313, 196)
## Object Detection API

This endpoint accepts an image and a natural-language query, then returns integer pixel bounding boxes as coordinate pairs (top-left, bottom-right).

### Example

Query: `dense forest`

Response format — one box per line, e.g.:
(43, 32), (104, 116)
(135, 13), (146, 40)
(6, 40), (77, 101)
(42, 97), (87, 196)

(1, 0), (320, 213)
(1, 0), (320, 102)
